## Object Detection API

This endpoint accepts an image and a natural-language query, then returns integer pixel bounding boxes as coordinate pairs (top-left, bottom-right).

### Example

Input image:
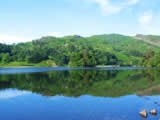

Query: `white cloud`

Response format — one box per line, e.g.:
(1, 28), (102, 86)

(0, 34), (32, 44)
(139, 12), (153, 25)
(89, 0), (140, 16)
(127, 0), (139, 5)
(0, 32), (69, 44)
(49, 32), (68, 37)
(91, 0), (121, 15)
(48, 32), (90, 38)
(137, 11), (160, 35)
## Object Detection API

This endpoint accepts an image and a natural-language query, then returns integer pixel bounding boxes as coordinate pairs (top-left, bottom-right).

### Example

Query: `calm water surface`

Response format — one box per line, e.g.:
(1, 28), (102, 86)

(0, 67), (160, 120)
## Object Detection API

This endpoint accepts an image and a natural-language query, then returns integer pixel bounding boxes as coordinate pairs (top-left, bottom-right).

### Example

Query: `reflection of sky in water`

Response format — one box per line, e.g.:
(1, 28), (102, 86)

(0, 67), (90, 74)
(0, 67), (147, 74)
(1, 89), (160, 120)
(0, 89), (31, 99)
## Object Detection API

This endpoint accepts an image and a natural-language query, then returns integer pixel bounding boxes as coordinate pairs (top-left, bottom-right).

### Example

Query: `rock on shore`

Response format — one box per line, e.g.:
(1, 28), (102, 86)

(140, 110), (147, 118)
(150, 109), (157, 116)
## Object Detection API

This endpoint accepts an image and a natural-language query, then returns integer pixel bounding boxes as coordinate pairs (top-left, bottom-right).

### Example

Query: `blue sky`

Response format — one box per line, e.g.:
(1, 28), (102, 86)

(0, 0), (160, 44)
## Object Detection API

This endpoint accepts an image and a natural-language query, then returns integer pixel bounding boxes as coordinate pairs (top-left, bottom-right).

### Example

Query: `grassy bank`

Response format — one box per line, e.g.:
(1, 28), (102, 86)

(96, 65), (121, 67)
(0, 60), (57, 67)
(0, 62), (34, 67)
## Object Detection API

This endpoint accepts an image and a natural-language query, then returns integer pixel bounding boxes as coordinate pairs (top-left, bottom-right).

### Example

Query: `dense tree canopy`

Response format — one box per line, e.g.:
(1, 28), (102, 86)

(140, 49), (160, 67)
(0, 34), (160, 67)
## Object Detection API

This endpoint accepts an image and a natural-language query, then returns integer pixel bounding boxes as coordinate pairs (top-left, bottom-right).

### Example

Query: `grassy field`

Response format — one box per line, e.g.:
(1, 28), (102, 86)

(0, 60), (57, 67)
(0, 62), (34, 67)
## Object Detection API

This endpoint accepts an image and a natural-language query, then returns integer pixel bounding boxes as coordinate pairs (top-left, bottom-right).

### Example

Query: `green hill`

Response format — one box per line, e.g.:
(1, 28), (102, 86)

(0, 34), (160, 67)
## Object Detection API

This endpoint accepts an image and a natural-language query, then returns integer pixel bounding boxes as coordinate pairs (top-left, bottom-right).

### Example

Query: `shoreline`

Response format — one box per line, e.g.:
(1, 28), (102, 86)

(0, 65), (145, 68)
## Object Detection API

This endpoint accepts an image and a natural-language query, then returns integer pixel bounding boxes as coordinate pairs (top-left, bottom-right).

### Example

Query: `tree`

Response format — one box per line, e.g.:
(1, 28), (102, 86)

(1, 53), (11, 63)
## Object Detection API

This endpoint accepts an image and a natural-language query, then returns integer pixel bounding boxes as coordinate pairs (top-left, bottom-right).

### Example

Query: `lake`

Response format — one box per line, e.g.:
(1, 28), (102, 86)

(0, 67), (160, 120)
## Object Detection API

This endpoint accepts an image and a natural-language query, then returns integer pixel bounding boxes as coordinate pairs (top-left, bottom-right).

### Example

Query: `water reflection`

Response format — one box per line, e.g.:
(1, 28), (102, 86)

(0, 68), (160, 97)
(1, 68), (160, 120)
(0, 89), (30, 99)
